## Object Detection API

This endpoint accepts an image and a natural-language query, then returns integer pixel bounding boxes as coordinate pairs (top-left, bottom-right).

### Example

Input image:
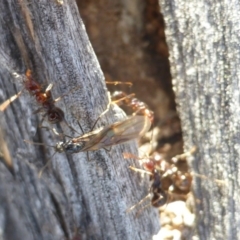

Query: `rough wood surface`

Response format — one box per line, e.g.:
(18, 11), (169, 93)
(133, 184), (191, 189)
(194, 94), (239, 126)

(159, 0), (240, 239)
(0, 0), (160, 239)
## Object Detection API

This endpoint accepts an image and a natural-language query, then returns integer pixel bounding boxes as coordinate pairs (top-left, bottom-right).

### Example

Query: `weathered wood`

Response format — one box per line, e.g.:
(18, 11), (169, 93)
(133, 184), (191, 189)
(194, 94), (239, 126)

(0, 0), (160, 239)
(159, 0), (240, 239)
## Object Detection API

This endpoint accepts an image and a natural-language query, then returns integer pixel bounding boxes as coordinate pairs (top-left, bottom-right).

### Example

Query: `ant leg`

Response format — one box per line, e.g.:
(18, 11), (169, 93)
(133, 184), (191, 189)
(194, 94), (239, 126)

(135, 202), (152, 218)
(51, 128), (73, 138)
(111, 93), (135, 106)
(0, 127), (13, 170)
(25, 139), (57, 177)
(128, 166), (152, 175)
(171, 146), (197, 163)
(0, 90), (23, 111)
(91, 92), (111, 131)
(103, 147), (111, 152)
(53, 86), (81, 103)
(37, 112), (48, 132)
(77, 121), (84, 134)
(126, 193), (151, 213)
(106, 81), (133, 87)
(75, 123), (90, 161)
(192, 172), (226, 186)
(33, 107), (45, 115)
(86, 151), (92, 161)
(38, 151), (57, 177)
(45, 83), (53, 93)
(61, 118), (81, 135)
(151, 190), (168, 208)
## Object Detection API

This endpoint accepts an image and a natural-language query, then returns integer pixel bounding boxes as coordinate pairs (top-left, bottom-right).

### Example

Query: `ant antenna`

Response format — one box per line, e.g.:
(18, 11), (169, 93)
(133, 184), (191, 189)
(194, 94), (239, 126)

(24, 139), (55, 148)
(45, 83), (53, 93)
(53, 85), (81, 104)
(77, 121), (84, 134)
(24, 139), (58, 177)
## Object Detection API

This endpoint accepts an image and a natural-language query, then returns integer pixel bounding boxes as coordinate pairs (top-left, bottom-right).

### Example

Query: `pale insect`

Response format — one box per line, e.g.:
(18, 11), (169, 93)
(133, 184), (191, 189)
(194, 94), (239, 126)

(55, 114), (151, 154)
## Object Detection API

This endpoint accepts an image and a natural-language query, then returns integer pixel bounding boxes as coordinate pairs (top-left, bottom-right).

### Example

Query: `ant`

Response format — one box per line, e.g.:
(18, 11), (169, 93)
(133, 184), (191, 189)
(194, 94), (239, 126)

(24, 69), (66, 125)
(27, 113), (151, 177)
(126, 152), (171, 210)
(150, 169), (168, 207)
(52, 90), (154, 155)
(125, 147), (225, 214)
(111, 91), (154, 123)
(126, 166), (168, 215)
(54, 114), (151, 154)
(1, 69), (74, 131)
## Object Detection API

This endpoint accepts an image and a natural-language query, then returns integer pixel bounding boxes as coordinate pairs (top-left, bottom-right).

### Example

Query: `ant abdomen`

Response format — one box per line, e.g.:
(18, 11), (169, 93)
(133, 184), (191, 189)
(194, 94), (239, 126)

(47, 108), (65, 124)
(151, 190), (168, 208)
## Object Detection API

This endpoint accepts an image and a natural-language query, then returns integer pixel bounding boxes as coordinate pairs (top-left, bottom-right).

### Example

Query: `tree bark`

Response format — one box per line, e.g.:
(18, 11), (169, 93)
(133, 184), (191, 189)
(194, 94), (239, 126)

(0, 0), (159, 239)
(159, 0), (240, 239)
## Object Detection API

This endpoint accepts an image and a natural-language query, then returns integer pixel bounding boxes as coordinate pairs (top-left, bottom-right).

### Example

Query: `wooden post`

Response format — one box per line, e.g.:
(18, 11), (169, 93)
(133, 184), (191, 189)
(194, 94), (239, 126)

(160, 0), (240, 239)
(0, 0), (160, 239)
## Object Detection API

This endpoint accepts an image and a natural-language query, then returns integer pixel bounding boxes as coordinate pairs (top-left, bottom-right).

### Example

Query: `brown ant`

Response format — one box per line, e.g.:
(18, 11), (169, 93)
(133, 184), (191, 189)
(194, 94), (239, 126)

(111, 91), (154, 123)
(24, 69), (66, 125)
(1, 69), (74, 130)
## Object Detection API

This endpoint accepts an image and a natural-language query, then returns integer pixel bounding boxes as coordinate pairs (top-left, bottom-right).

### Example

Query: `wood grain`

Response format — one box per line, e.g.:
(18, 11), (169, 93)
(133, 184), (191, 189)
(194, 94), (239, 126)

(0, 0), (160, 239)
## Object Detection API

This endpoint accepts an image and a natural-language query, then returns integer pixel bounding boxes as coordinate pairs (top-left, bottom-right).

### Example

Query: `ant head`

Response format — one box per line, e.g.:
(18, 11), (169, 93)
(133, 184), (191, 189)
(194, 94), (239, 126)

(47, 107), (65, 123)
(143, 160), (155, 172)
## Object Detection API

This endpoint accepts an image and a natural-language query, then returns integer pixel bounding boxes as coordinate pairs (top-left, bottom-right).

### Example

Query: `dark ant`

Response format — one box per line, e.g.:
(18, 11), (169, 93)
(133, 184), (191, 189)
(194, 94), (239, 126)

(31, 114), (150, 156)
(52, 90), (154, 155)
(125, 147), (225, 214)
(126, 166), (168, 214)
(125, 150), (193, 199)
(143, 152), (193, 195)
(150, 169), (168, 207)
(27, 112), (151, 177)
(125, 154), (170, 213)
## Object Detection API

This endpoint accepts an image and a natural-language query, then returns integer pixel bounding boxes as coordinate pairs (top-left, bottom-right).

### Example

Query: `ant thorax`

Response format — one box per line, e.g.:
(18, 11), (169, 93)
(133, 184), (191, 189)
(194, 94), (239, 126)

(55, 140), (86, 154)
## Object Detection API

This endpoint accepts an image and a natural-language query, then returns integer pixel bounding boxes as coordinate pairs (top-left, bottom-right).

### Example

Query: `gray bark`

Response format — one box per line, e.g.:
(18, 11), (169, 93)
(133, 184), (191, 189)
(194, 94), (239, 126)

(159, 0), (240, 239)
(0, 0), (159, 239)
